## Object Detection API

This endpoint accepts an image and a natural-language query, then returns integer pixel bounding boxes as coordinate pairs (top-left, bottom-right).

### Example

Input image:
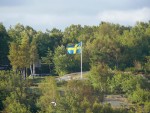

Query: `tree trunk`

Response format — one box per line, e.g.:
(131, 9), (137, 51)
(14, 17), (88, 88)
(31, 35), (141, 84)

(23, 68), (26, 80)
(115, 55), (119, 69)
(33, 62), (36, 74)
(49, 64), (51, 74)
(32, 63), (36, 79)
(30, 64), (33, 75)
(25, 67), (27, 78)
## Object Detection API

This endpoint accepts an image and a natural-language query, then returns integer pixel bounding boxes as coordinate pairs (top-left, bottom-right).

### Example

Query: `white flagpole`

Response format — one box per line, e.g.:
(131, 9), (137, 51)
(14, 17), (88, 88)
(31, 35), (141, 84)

(81, 41), (82, 79)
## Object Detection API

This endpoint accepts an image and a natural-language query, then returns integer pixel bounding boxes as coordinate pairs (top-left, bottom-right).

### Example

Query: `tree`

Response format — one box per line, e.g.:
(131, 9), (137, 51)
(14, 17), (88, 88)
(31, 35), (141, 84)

(108, 72), (150, 98)
(8, 31), (30, 78)
(101, 103), (113, 113)
(37, 77), (58, 113)
(128, 85), (150, 103)
(35, 31), (51, 58)
(0, 23), (9, 65)
(47, 28), (63, 51)
(108, 73), (122, 93)
(8, 23), (25, 43)
(88, 63), (111, 93)
(53, 46), (70, 76)
(144, 102), (150, 113)
(144, 56), (150, 72)
(0, 71), (12, 110)
(63, 24), (83, 44)
(41, 48), (53, 73)
(8, 42), (20, 72)
(118, 22), (150, 69)
(18, 31), (30, 78)
(0, 71), (31, 112)
(81, 97), (90, 113)
(3, 93), (31, 113)
(30, 38), (39, 75)
(56, 80), (93, 113)
(92, 100), (103, 113)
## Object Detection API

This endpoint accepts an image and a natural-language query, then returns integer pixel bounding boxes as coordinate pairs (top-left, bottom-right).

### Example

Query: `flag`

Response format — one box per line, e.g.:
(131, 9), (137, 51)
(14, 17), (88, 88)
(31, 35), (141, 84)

(67, 42), (81, 54)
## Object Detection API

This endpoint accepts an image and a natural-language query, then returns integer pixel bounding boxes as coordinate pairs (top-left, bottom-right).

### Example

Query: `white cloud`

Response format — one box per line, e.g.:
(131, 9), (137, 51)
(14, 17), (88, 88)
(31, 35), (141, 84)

(0, 5), (99, 31)
(98, 7), (150, 26)
(0, 0), (150, 31)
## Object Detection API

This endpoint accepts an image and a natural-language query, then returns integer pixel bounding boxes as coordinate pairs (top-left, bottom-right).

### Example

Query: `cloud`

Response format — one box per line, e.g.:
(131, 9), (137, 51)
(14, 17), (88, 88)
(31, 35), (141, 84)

(98, 7), (150, 26)
(0, 2), (99, 31)
(0, 0), (150, 31)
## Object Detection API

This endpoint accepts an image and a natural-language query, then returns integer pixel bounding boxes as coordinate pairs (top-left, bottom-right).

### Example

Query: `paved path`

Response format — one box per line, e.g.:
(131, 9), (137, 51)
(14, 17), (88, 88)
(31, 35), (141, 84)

(56, 71), (89, 81)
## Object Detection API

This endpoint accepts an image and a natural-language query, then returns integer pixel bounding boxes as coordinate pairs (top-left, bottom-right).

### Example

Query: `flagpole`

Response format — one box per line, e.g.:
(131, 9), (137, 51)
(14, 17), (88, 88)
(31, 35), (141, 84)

(81, 41), (82, 79)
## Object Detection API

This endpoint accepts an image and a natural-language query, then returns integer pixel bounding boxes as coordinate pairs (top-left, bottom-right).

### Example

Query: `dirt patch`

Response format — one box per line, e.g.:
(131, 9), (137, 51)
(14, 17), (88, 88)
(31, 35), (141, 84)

(103, 95), (130, 108)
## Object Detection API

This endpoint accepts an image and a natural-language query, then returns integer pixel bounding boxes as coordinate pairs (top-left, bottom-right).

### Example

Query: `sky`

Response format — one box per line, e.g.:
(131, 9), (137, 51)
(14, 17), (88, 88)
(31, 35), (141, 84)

(0, 0), (150, 31)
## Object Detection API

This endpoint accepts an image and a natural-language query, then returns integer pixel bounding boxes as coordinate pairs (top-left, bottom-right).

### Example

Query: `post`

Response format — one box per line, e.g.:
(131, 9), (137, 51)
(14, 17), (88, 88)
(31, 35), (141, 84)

(81, 41), (82, 79)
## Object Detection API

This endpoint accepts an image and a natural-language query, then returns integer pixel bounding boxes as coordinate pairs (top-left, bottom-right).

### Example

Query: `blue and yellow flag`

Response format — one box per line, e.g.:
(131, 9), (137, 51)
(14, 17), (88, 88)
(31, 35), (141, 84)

(67, 42), (81, 54)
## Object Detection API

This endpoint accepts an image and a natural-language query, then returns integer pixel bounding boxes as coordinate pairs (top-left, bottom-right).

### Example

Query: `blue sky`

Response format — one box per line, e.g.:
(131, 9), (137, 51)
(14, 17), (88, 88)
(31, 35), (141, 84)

(0, 0), (150, 31)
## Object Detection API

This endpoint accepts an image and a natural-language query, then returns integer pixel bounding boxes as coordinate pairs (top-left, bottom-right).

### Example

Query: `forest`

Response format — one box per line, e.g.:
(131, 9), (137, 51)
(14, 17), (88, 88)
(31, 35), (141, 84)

(0, 21), (150, 113)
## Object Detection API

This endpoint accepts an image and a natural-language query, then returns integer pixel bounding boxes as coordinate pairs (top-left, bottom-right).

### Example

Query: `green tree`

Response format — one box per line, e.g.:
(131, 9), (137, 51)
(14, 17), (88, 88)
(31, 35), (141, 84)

(3, 93), (31, 113)
(87, 36), (121, 69)
(37, 77), (58, 113)
(53, 46), (70, 75)
(108, 72), (149, 94)
(88, 63), (111, 93)
(118, 22), (150, 69)
(63, 24), (83, 44)
(101, 103), (113, 113)
(9, 31), (30, 78)
(8, 42), (20, 72)
(35, 31), (51, 58)
(30, 38), (39, 75)
(42, 48), (53, 73)
(128, 85), (150, 103)
(57, 80), (94, 113)
(144, 102), (150, 113)
(144, 56), (150, 72)
(8, 23), (25, 43)
(0, 71), (31, 112)
(47, 28), (63, 51)
(0, 71), (12, 110)
(0, 23), (9, 65)
(18, 31), (30, 78)
(92, 101), (103, 113)
(81, 97), (90, 113)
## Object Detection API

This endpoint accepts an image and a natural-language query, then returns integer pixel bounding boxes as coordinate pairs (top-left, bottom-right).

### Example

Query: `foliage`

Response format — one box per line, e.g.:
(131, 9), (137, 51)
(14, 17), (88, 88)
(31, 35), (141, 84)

(144, 56), (150, 72)
(63, 24), (83, 44)
(0, 71), (32, 112)
(41, 48), (53, 73)
(128, 85), (150, 103)
(3, 92), (31, 113)
(37, 77), (58, 113)
(92, 100), (103, 113)
(1, 21), (150, 113)
(0, 71), (12, 110)
(29, 38), (39, 75)
(0, 23), (9, 65)
(56, 80), (95, 113)
(88, 63), (112, 92)
(108, 72), (150, 105)
(108, 72), (149, 92)
(53, 46), (70, 75)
